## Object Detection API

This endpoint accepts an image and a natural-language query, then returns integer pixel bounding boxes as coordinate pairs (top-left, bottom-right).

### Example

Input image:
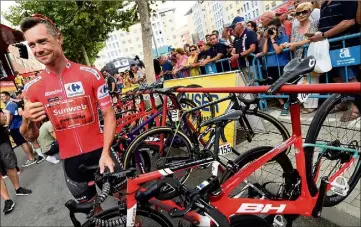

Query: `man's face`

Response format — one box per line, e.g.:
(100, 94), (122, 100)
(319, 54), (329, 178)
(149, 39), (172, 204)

(131, 66), (137, 72)
(234, 23), (244, 35)
(261, 14), (273, 27)
(0, 94), (9, 103)
(198, 44), (206, 51)
(210, 35), (218, 45)
(205, 36), (210, 42)
(24, 23), (63, 66)
(277, 13), (287, 21)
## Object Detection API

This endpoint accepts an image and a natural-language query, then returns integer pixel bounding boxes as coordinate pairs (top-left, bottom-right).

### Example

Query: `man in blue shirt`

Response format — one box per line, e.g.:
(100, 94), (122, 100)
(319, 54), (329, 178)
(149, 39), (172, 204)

(229, 16), (258, 80)
(159, 56), (174, 80)
(1, 92), (36, 167)
(262, 18), (291, 116)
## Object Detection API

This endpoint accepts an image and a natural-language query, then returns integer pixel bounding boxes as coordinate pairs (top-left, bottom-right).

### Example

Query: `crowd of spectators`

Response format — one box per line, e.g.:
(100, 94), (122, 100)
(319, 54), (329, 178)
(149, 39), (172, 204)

(147, 0), (360, 121)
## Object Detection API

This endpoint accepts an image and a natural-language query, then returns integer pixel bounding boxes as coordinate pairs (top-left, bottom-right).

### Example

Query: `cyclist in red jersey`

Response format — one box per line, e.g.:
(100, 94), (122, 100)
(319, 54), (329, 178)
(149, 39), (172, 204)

(19, 16), (118, 203)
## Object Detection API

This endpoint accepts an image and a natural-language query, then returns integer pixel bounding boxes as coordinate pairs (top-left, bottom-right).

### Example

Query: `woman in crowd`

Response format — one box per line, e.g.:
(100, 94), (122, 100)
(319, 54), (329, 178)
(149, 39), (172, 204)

(187, 45), (201, 77)
(172, 48), (189, 78)
(262, 18), (290, 116)
(283, 2), (319, 113)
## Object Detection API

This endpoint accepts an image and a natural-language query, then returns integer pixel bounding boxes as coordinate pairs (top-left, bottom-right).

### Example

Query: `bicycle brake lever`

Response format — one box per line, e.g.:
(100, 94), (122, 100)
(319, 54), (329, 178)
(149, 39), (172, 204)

(169, 205), (193, 218)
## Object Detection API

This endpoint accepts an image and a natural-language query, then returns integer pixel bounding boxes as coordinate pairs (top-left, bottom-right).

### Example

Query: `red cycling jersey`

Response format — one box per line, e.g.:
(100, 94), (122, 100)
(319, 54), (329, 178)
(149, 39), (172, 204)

(23, 61), (112, 159)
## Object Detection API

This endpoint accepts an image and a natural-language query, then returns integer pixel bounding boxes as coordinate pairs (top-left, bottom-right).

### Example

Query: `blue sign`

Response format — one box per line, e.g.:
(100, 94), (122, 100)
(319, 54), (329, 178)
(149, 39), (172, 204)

(330, 46), (361, 67)
(204, 63), (217, 74)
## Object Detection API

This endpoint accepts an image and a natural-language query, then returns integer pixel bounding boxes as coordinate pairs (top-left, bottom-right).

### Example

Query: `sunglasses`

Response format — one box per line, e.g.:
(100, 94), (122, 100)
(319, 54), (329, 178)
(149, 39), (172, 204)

(31, 14), (59, 32)
(190, 49), (196, 51)
(295, 10), (310, 16)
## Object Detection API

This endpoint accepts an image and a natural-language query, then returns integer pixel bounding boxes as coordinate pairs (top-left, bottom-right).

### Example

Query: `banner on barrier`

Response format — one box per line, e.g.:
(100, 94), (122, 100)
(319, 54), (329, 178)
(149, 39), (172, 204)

(330, 45), (361, 67)
(164, 72), (241, 146)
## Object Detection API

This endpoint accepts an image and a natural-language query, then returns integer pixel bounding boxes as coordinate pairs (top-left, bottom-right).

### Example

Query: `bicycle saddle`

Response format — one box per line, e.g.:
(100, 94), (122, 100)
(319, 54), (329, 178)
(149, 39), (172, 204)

(267, 56), (316, 94)
(200, 110), (242, 127)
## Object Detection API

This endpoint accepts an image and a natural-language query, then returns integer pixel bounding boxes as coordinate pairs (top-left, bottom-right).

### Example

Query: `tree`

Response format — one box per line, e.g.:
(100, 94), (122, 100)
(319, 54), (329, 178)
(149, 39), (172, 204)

(3, 0), (137, 66)
(135, 0), (156, 84)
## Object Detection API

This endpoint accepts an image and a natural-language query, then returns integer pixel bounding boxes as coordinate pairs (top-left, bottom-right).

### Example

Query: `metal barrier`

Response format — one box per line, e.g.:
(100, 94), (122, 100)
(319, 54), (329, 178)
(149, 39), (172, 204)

(197, 33), (360, 111)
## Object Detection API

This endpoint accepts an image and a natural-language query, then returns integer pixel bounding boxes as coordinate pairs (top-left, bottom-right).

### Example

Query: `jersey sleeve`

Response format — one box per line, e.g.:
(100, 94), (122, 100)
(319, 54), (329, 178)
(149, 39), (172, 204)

(23, 76), (42, 103)
(90, 69), (112, 111)
(6, 102), (17, 116)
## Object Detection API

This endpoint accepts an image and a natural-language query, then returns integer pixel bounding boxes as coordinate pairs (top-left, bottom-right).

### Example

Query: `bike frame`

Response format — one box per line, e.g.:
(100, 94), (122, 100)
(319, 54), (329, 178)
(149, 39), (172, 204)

(123, 83), (361, 226)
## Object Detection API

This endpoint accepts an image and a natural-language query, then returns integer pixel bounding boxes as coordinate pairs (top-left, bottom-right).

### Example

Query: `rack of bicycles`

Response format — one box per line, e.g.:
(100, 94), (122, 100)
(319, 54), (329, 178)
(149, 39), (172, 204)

(67, 57), (361, 226)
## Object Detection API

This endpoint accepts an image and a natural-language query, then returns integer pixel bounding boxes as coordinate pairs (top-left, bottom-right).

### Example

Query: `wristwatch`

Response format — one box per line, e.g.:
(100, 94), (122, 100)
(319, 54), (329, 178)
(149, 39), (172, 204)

(322, 32), (326, 38)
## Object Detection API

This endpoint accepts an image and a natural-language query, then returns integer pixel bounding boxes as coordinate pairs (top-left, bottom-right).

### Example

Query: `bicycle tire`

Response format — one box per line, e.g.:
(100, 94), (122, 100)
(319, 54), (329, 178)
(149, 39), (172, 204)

(81, 206), (173, 227)
(221, 146), (297, 226)
(176, 84), (216, 119)
(245, 110), (291, 153)
(304, 94), (361, 206)
(123, 127), (194, 184)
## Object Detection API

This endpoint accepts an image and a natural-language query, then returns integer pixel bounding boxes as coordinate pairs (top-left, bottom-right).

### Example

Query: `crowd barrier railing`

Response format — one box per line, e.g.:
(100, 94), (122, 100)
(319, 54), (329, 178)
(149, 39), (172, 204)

(196, 33), (360, 111)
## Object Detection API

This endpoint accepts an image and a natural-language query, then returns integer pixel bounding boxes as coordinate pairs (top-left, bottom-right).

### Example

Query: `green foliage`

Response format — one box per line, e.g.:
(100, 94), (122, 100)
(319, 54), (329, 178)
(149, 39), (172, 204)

(3, 0), (137, 64)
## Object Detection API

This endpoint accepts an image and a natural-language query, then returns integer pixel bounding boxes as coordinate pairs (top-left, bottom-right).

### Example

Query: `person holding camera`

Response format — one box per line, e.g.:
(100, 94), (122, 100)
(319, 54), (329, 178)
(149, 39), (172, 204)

(262, 18), (290, 116)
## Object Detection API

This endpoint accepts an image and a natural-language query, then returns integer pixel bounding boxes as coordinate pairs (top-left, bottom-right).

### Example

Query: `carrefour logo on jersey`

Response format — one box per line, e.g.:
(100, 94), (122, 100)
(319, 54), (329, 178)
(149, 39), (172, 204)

(97, 84), (110, 99)
(65, 82), (85, 98)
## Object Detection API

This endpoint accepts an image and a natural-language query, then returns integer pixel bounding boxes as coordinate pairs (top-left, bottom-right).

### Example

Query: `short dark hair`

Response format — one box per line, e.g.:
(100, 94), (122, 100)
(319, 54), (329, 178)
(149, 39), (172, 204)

(247, 21), (257, 32)
(205, 34), (211, 38)
(212, 30), (219, 35)
(268, 18), (282, 28)
(20, 17), (58, 37)
(0, 91), (10, 97)
(210, 34), (218, 39)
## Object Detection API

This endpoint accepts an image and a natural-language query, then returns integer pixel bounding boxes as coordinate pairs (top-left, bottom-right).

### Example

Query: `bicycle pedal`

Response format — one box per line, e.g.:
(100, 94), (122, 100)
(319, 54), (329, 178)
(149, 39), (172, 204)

(330, 176), (349, 196)
(273, 215), (285, 227)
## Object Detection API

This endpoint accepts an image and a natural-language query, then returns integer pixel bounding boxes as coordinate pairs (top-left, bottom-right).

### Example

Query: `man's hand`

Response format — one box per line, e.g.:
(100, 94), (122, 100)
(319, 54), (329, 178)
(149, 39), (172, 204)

(229, 53), (239, 61)
(309, 33), (323, 42)
(23, 101), (46, 122)
(99, 152), (115, 174)
(199, 60), (208, 66)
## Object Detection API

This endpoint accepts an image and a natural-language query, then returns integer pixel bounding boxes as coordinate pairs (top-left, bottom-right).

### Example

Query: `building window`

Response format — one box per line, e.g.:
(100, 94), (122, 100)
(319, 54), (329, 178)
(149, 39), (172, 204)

(111, 51), (114, 57)
(116, 42), (120, 48)
(125, 48), (128, 52)
(107, 53), (111, 58)
(236, 0), (240, 4)
(256, 9), (259, 16)
(112, 43), (116, 48)
(128, 39), (131, 43)
(136, 37), (140, 41)
(237, 9), (241, 14)
(253, 11), (255, 18)
(248, 13), (251, 19)
(138, 44), (141, 48)
(122, 41), (126, 44)
(241, 7), (243, 12)
(226, 6), (228, 11)
(130, 47), (134, 51)
(247, 3), (249, 10)
(229, 4), (232, 9)
(271, 1), (276, 8)
(265, 4), (270, 11)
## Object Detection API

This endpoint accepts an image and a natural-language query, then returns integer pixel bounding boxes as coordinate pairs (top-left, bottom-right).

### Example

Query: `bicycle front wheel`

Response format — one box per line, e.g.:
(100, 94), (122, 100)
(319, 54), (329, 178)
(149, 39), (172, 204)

(305, 94), (361, 207)
(82, 207), (172, 227)
(123, 127), (194, 184)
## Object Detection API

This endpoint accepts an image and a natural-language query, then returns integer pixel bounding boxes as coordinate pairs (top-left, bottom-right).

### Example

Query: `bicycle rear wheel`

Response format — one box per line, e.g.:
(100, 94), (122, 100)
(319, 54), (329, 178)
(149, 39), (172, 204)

(82, 207), (172, 227)
(305, 94), (361, 207)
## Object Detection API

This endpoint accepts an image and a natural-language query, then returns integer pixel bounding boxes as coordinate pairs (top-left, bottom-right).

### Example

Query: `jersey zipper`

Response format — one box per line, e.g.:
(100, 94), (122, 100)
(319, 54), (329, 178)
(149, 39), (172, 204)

(57, 73), (84, 154)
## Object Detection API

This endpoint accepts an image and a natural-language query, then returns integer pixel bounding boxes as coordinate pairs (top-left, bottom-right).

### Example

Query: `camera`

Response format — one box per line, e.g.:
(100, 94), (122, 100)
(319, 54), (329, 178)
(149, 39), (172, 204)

(267, 28), (275, 36)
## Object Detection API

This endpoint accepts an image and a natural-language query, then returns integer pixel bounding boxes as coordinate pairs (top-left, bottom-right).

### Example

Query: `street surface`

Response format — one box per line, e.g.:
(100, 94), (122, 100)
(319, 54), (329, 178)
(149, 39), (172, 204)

(1, 145), (339, 227)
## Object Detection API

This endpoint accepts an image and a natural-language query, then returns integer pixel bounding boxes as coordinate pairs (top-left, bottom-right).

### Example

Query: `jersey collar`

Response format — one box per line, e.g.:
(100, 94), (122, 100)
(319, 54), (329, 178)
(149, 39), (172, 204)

(45, 60), (72, 74)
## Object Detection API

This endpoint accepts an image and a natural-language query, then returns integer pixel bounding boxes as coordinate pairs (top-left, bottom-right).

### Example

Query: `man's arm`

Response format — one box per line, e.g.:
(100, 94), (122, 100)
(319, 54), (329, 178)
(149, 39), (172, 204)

(242, 44), (256, 56)
(324, 19), (356, 38)
(100, 106), (116, 156)
(357, 0), (361, 24)
(20, 98), (44, 142)
(208, 53), (224, 63)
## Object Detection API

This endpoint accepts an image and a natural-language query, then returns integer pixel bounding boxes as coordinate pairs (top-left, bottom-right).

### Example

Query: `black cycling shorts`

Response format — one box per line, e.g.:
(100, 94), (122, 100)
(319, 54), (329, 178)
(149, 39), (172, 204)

(9, 128), (27, 146)
(63, 148), (123, 203)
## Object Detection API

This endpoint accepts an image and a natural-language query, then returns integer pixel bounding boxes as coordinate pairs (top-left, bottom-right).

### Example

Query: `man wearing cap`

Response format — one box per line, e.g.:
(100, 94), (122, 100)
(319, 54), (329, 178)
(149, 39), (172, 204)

(276, 8), (292, 37)
(229, 16), (258, 79)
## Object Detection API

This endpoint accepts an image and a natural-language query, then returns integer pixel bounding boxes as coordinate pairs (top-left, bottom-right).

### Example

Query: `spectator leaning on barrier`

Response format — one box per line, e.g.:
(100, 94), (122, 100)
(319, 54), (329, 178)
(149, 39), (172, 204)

(262, 18), (291, 116)
(276, 8), (292, 38)
(205, 34), (211, 44)
(159, 55), (174, 80)
(187, 45), (201, 77)
(172, 48), (189, 78)
(130, 64), (146, 84)
(284, 2), (320, 113)
(229, 16), (258, 77)
(196, 40), (209, 75)
(201, 34), (230, 73)
(309, 0), (360, 122)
